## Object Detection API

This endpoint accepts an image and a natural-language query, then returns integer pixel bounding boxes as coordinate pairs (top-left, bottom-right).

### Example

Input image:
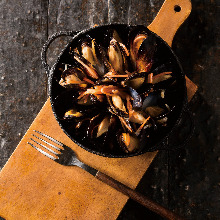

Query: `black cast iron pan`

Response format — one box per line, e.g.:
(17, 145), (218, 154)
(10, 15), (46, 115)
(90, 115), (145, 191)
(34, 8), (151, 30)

(42, 0), (194, 158)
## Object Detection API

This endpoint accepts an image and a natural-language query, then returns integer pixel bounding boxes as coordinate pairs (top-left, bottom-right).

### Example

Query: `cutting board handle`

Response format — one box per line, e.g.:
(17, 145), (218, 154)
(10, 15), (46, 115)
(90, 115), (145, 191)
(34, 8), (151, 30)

(148, 0), (192, 46)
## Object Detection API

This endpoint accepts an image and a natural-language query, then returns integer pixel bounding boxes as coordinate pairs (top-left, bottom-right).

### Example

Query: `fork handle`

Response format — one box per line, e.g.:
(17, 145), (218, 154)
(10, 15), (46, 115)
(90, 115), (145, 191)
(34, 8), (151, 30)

(96, 171), (184, 220)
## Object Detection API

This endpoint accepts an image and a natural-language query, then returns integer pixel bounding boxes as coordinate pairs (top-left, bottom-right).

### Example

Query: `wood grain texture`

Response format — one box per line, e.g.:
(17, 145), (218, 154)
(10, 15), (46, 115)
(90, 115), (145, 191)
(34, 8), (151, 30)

(0, 99), (157, 219)
(46, 0), (109, 71)
(1, 0), (219, 219)
(0, 80), (196, 219)
(148, 0), (192, 47)
(128, 0), (163, 26)
(96, 171), (184, 220)
(0, 0), (48, 169)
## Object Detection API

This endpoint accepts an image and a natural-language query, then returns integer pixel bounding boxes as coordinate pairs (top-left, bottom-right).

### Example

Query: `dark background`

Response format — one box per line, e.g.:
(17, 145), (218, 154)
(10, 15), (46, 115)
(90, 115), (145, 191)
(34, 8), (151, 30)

(0, 0), (219, 219)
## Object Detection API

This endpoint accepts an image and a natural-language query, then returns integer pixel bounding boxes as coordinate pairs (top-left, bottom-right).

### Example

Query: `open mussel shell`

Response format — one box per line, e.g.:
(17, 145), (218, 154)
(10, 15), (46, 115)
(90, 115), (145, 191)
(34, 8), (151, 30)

(95, 77), (117, 86)
(105, 29), (131, 75)
(145, 104), (173, 121)
(97, 115), (111, 138)
(123, 72), (146, 89)
(77, 92), (106, 106)
(117, 131), (140, 153)
(108, 38), (126, 75)
(128, 87), (142, 108)
(59, 66), (89, 89)
(142, 91), (175, 120)
(87, 114), (122, 152)
(152, 72), (176, 91)
(129, 110), (148, 125)
(123, 72), (153, 95)
(136, 34), (157, 73)
(128, 26), (150, 70)
(80, 36), (113, 77)
(92, 39), (116, 77)
(105, 28), (123, 44)
(87, 114), (105, 139)
(142, 92), (161, 109)
(73, 52), (100, 80)
(63, 109), (84, 119)
(53, 89), (105, 124)
(100, 115), (122, 151)
(107, 95), (128, 118)
(79, 36), (96, 65)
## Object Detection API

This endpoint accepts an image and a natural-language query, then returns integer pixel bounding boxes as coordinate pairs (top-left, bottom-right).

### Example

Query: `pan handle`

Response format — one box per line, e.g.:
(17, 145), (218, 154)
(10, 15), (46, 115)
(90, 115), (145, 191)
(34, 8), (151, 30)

(148, 0), (192, 46)
(41, 31), (79, 78)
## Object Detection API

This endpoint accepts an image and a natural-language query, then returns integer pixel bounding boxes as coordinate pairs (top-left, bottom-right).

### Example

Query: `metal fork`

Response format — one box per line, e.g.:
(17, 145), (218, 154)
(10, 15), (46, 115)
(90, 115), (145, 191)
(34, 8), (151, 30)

(28, 130), (184, 220)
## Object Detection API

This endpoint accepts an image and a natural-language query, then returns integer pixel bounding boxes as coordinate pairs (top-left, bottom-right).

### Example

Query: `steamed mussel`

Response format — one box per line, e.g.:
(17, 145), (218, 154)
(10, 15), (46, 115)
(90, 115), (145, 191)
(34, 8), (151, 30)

(54, 26), (181, 155)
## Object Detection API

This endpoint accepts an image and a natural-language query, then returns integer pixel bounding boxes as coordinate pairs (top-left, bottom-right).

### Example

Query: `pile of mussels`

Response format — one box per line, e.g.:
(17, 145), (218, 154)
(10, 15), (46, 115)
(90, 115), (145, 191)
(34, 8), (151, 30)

(55, 27), (179, 155)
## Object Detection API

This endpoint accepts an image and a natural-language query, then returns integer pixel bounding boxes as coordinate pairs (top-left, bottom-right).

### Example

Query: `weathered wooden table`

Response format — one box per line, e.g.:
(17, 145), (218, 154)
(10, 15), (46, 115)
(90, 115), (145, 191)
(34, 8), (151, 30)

(0, 0), (219, 219)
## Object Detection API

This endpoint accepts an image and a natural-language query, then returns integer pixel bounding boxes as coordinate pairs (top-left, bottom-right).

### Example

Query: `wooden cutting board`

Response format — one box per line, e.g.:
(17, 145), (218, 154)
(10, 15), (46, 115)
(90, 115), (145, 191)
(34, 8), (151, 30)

(0, 0), (197, 219)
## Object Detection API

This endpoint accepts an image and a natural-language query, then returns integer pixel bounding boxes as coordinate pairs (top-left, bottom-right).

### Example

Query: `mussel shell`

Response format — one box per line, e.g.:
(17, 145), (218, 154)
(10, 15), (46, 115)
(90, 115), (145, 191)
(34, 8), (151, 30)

(63, 109), (84, 119)
(123, 72), (146, 89)
(77, 94), (104, 106)
(128, 87), (142, 108)
(117, 131), (140, 153)
(59, 66), (88, 89)
(87, 113), (112, 139)
(76, 34), (92, 52)
(151, 62), (173, 75)
(129, 109), (148, 124)
(87, 114), (102, 139)
(104, 28), (129, 49)
(90, 38), (112, 77)
(123, 72), (154, 96)
(128, 26), (149, 70)
(95, 77), (117, 86)
(101, 115), (122, 152)
(96, 115), (111, 138)
(153, 74), (176, 90)
(94, 48), (109, 76)
(81, 40), (96, 66)
(87, 114), (124, 154)
(105, 29), (131, 74)
(108, 38), (125, 74)
(73, 53), (100, 80)
(142, 92), (161, 109)
(107, 95), (129, 118)
(136, 34), (157, 73)
(78, 35), (108, 76)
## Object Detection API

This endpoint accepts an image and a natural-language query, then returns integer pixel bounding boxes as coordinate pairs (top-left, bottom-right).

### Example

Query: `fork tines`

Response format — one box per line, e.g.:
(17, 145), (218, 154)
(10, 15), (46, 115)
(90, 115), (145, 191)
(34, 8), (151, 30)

(27, 130), (63, 160)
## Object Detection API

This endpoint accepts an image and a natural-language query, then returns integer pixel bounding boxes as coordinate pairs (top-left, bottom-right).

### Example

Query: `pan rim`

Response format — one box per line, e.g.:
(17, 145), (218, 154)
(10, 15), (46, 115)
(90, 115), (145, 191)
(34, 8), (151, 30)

(48, 23), (187, 158)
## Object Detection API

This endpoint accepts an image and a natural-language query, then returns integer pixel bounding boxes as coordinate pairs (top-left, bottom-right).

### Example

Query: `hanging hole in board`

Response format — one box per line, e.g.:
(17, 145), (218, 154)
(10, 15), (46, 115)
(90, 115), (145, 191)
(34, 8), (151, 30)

(174, 5), (181, 12)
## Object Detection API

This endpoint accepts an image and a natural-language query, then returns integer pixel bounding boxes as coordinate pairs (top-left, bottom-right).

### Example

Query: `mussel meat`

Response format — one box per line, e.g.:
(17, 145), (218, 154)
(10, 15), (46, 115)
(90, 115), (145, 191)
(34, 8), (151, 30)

(55, 27), (180, 155)
(118, 132), (140, 153)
